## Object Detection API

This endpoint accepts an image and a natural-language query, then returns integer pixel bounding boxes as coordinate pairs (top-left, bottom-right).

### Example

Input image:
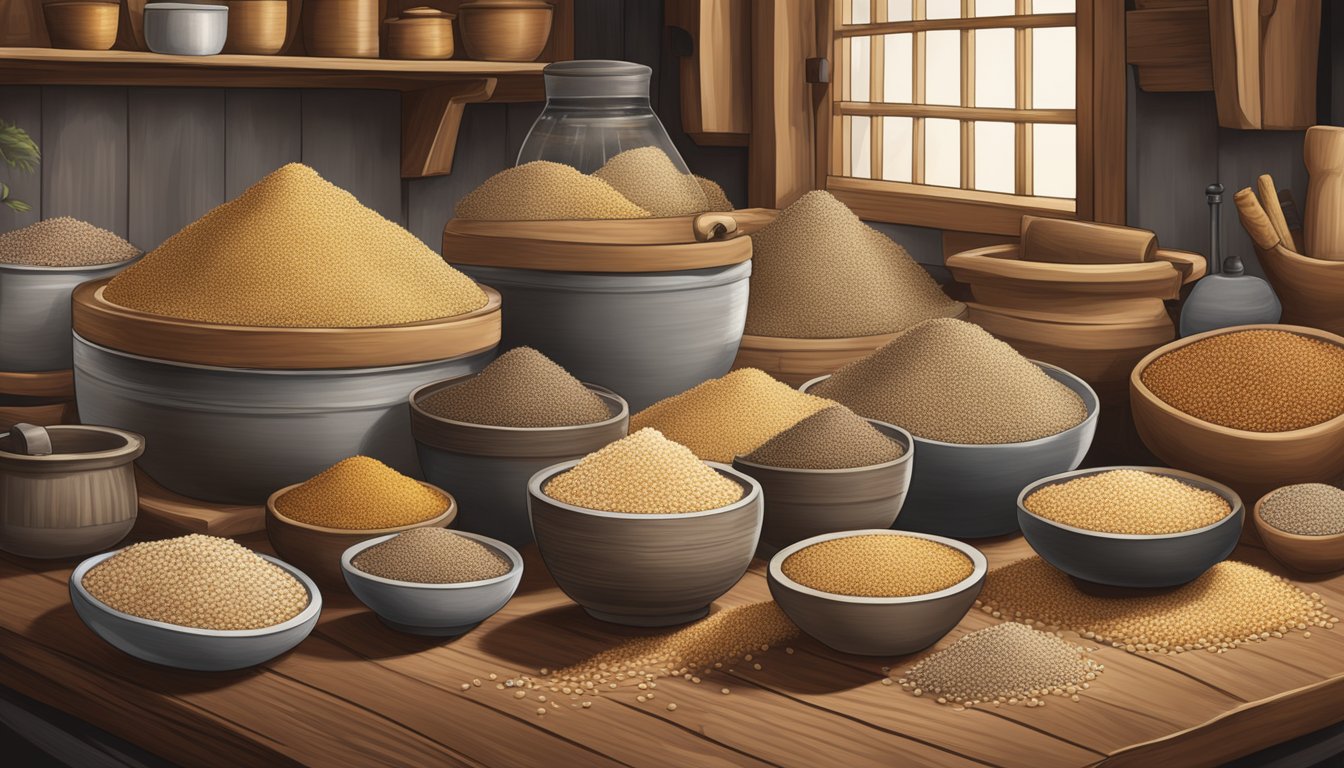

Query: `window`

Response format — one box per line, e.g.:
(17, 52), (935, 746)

(819, 0), (1124, 235)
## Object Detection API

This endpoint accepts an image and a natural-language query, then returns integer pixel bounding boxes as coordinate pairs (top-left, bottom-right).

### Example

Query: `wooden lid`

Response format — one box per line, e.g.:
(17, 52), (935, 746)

(71, 279), (501, 370)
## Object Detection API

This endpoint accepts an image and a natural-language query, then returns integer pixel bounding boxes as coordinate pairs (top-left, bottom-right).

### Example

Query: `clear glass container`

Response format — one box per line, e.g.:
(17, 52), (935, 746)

(516, 60), (692, 174)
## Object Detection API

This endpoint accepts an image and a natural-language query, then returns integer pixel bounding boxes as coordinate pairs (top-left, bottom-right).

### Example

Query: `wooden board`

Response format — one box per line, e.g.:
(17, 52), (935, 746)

(133, 468), (266, 538)
(3, 520), (1344, 767)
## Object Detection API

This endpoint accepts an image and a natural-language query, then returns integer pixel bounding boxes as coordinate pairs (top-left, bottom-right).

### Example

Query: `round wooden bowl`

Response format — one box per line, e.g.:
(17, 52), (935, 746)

(265, 482), (457, 588)
(731, 420), (914, 555)
(458, 0), (551, 62)
(385, 8), (455, 60)
(945, 244), (1199, 309)
(767, 530), (986, 656)
(527, 461), (762, 626)
(222, 0), (287, 54)
(411, 378), (628, 548)
(43, 2), (119, 50)
(1018, 466), (1244, 589)
(1253, 492), (1344, 574)
(1129, 324), (1344, 505)
(302, 0), (378, 57)
(1254, 242), (1344, 335)
(341, 531), (522, 636)
(71, 279), (501, 370)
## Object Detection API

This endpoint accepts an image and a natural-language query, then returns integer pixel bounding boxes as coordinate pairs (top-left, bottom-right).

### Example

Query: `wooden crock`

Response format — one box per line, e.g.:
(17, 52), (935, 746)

(384, 7), (454, 59)
(458, 0), (551, 62)
(223, 0), (288, 53)
(43, 2), (119, 50)
(303, 0), (378, 57)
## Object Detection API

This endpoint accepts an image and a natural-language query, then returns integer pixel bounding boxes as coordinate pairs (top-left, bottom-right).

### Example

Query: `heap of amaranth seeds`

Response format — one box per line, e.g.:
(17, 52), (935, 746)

(352, 528), (512, 584)
(781, 534), (974, 597)
(743, 406), (904, 469)
(416, 347), (611, 428)
(0, 217), (140, 267)
(274, 456), (448, 530)
(593, 147), (709, 217)
(455, 161), (651, 220)
(1258, 484), (1344, 536)
(1024, 469), (1232, 535)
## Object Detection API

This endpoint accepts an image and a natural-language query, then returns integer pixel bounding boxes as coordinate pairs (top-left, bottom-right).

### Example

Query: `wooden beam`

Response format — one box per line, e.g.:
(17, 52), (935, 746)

(1090, 0), (1127, 224)
(749, 0), (816, 208)
(401, 79), (497, 178)
(836, 101), (1075, 123)
(828, 175), (1074, 235)
(836, 12), (1074, 36)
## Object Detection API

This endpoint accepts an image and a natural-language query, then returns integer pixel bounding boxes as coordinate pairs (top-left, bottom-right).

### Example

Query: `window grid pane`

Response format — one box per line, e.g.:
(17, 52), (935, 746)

(925, 29), (960, 106)
(850, 35), (871, 102)
(882, 116), (914, 182)
(884, 33), (913, 102)
(925, 117), (961, 188)
(851, 116), (873, 179)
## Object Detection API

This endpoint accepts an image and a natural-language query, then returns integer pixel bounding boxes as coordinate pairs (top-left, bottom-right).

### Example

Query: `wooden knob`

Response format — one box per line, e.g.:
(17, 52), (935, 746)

(693, 212), (740, 242)
(0, 423), (54, 456)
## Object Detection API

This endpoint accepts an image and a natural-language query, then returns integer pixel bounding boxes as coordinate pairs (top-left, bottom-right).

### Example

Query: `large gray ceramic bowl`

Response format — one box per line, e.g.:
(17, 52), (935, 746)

(342, 531), (523, 636)
(731, 420), (914, 556)
(768, 529), (986, 656)
(1017, 466), (1244, 588)
(69, 549), (321, 671)
(73, 334), (494, 504)
(528, 460), (762, 627)
(0, 257), (139, 372)
(411, 377), (629, 548)
(457, 262), (750, 411)
(801, 361), (1098, 538)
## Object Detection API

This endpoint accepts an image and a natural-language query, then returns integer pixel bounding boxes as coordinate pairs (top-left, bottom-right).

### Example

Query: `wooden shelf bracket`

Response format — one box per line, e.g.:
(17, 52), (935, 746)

(401, 77), (498, 178)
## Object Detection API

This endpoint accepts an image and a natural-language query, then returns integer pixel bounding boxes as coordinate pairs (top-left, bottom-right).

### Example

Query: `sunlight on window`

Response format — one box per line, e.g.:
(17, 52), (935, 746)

(884, 34), (913, 103)
(851, 116), (873, 179)
(976, 0), (1014, 16)
(887, 0), (913, 22)
(850, 0), (871, 24)
(974, 28), (1015, 109)
(1033, 0), (1075, 13)
(1032, 27), (1076, 109)
(1033, 123), (1076, 198)
(850, 35), (871, 101)
(925, 30), (961, 106)
(975, 121), (1016, 193)
(925, 118), (961, 187)
(882, 116), (914, 182)
(925, 0), (961, 20)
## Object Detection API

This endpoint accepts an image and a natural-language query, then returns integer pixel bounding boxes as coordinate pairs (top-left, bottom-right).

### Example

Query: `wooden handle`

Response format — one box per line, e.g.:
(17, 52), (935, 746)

(693, 213), (740, 242)
(1305, 125), (1344, 261)
(1019, 215), (1156, 264)
(0, 423), (53, 456)
(1256, 174), (1297, 252)
(1234, 187), (1282, 250)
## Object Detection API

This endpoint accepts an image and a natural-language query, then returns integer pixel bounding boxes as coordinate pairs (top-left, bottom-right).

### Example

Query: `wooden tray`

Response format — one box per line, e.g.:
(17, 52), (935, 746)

(134, 467), (266, 537)
(71, 280), (501, 370)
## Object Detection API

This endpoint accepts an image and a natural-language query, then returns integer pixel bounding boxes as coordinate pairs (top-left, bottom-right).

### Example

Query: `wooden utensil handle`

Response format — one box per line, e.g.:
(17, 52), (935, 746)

(693, 212), (740, 242)
(1234, 187), (1282, 250)
(1257, 174), (1297, 252)
(0, 423), (53, 456)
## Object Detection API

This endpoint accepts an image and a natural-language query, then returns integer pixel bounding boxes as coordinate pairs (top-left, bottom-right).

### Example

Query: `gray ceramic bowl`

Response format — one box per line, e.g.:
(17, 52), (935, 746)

(768, 529), (986, 656)
(801, 361), (1099, 538)
(528, 460), (762, 627)
(411, 378), (629, 548)
(69, 550), (321, 671)
(0, 257), (140, 372)
(144, 2), (228, 55)
(341, 531), (523, 636)
(1018, 466), (1244, 588)
(731, 420), (914, 556)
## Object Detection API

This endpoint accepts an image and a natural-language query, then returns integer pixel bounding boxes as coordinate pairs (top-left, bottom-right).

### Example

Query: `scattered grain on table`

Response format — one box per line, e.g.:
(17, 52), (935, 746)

(543, 428), (742, 513)
(352, 528), (512, 584)
(455, 161), (651, 221)
(1140, 329), (1344, 432)
(978, 556), (1336, 653)
(812, 318), (1088, 444)
(742, 405), (904, 470)
(745, 191), (965, 338)
(781, 534), (974, 597)
(275, 455), (448, 530)
(0, 217), (140, 267)
(1024, 469), (1232, 535)
(899, 622), (1103, 708)
(1259, 484), (1344, 536)
(105, 164), (486, 327)
(593, 147), (709, 217)
(630, 368), (833, 462)
(417, 346), (611, 428)
(82, 534), (308, 630)
(697, 176), (733, 211)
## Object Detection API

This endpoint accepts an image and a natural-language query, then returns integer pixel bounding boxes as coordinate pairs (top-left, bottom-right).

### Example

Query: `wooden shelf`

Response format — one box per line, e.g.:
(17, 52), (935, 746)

(0, 48), (548, 178)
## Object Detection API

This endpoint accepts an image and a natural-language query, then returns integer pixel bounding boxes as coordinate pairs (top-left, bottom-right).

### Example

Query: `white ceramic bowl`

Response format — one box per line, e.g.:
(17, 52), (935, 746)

(144, 3), (228, 55)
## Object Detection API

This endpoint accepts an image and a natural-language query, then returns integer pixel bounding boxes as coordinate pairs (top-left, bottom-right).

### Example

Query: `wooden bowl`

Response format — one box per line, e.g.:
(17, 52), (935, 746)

(768, 530), (986, 656)
(341, 531), (522, 636)
(1253, 242), (1344, 335)
(458, 1), (552, 62)
(410, 378), (628, 548)
(1253, 492), (1344, 574)
(222, 0), (287, 54)
(70, 549), (321, 671)
(527, 461), (762, 626)
(1129, 324), (1344, 505)
(945, 244), (1200, 309)
(43, 2), (119, 50)
(265, 482), (457, 588)
(731, 420), (913, 555)
(1018, 466), (1244, 588)
(385, 8), (454, 60)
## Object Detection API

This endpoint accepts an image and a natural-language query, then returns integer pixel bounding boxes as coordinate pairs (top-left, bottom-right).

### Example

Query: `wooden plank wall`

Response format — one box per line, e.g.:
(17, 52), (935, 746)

(0, 0), (750, 253)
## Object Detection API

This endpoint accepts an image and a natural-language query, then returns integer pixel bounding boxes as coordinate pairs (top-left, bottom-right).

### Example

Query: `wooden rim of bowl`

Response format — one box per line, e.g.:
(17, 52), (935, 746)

(0, 424), (144, 469)
(1252, 493), (1344, 544)
(267, 480), (458, 535)
(459, 1), (553, 10)
(71, 279), (501, 370)
(1129, 324), (1344, 441)
(0, 369), (75, 399)
(945, 245), (1187, 299)
(341, 529), (523, 589)
(768, 529), (987, 605)
(528, 460), (762, 520)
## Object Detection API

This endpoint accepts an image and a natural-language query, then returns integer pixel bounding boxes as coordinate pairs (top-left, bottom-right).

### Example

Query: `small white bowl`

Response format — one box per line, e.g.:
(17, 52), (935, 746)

(341, 531), (523, 636)
(70, 549), (322, 671)
(144, 2), (228, 55)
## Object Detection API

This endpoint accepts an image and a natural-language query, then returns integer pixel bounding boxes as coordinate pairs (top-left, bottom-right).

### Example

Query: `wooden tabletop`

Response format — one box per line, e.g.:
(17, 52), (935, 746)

(1, 529), (1342, 768)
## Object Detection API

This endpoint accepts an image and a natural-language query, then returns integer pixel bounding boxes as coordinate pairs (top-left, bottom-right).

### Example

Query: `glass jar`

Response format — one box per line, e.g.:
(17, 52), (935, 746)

(516, 60), (692, 174)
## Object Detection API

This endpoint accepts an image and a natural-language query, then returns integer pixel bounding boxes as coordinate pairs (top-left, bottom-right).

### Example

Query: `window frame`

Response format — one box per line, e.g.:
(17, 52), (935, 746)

(813, 0), (1126, 235)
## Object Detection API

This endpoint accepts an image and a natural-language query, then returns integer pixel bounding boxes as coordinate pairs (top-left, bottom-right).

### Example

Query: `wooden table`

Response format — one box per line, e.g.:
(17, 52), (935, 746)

(2, 529), (1342, 768)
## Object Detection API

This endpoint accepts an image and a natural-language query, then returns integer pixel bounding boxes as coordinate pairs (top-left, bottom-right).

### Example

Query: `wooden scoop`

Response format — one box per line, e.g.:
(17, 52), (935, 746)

(1234, 187), (1282, 251)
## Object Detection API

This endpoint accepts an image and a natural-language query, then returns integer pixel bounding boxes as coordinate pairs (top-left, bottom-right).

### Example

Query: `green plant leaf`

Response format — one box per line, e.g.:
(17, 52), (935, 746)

(0, 120), (41, 173)
(5, 199), (32, 213)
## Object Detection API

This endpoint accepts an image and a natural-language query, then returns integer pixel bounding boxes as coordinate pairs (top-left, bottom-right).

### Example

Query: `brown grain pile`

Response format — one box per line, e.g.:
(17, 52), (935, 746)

(0, 217), (141, 267)
(1024, 469), (1232, 535)
(812, 318), (1088, 444)
(630, 368), (833, 462)
(455, 161), (652, 220)
(1259, 484), (1344, 536)
(82, 535), (309, 630)
(781, 534), (974, 597)
(742, 406), (904, 469)
(592, 147), (710, 217)
(1140, 329), (1344, 432)
(416, 347), (611, 428)
(697, 176), (733, 211)
(274, 456), (448, 530)
(104, 164), (486, 327)
(745, 191), (965, 338)
(899, 622), (1103, 708)
(543, 428), (743, 513)
(352, 528), (513, 584)
(978, 557), (1336, 654)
